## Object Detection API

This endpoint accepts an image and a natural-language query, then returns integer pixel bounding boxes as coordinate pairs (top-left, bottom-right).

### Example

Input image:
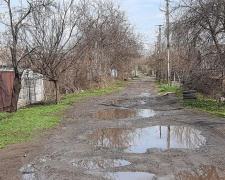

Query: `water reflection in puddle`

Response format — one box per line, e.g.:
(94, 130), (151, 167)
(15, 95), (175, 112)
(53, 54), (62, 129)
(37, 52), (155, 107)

(108, 99), (147, 105)
(140, 93), (151, 97)
(86, 126), (205, 153)
(92, 109), (156, 120)
(108, 99), (130, 105)
(71, 158), (130, 170)
(20, 164), (37, 180)
(20, 164), (37, 174)
(176, 165), (225, 180)
(105, 172), (155, 180)
(138, 109), (156, 118)
(22, 173), (35, 180)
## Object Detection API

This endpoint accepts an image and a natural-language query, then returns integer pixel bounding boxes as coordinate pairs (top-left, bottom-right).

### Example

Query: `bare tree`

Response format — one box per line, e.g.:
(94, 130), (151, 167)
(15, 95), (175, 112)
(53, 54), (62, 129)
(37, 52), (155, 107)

(25, 0), (94, 103)
(0, 0), (52, 111)
(60, 0), (142, 92)
(170, 0), (225, 95)
(81, 0), (141, 81)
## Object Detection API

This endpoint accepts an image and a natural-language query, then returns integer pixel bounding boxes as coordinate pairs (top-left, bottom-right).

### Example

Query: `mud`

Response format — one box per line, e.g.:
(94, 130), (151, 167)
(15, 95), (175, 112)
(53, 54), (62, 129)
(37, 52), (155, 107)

(70, 158), (130, 170)
(1, 76), (225, 180)
(175, 165), (225, 180)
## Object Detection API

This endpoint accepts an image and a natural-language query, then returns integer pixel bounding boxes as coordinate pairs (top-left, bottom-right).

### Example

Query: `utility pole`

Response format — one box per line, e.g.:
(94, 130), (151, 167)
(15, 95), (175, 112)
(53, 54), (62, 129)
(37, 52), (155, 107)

(156, 25), (163, 84)
(167, 125), (171, 149)
(166, 0), (171, 86)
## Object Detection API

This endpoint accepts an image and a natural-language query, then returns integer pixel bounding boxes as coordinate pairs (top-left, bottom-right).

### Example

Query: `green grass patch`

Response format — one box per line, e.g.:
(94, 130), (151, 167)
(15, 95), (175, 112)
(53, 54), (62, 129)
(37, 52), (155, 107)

(155, 79), (225, 118)
(0, 104), (68, 149)
(175, 89), (225, 118)
(61, 81), (127, 104)
(155, 81), (181, 93)
(113, 81), (127, 88)
(158, 85), (180, 93)
(0, 112), (11, 119)
(181, 94), (225, 118)
(0, 81), (127, 149)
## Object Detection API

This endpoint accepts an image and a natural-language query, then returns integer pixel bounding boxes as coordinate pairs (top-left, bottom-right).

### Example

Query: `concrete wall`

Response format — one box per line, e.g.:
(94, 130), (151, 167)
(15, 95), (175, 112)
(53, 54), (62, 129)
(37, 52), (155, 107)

(18, 69), (45, 107)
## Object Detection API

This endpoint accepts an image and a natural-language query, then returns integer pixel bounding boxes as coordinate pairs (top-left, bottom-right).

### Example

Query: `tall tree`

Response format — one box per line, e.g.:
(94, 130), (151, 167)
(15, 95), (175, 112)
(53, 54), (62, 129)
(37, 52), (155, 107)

(170, 0), (225, 94)
(26, 0), (93, 103)
(0, 0), (52, 111)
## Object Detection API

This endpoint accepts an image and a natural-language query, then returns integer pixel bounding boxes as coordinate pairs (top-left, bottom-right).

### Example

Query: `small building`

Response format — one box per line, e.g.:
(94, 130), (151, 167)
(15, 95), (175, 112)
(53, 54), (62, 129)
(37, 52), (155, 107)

(111, 69), (118, 77)
(0, 67), (45, 111)
(18, 69), (45, 108)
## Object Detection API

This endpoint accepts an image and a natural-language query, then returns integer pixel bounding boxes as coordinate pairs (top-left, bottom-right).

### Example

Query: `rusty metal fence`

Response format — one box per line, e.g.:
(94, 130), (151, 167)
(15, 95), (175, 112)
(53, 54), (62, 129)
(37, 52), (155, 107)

(0, 71), (14, 112)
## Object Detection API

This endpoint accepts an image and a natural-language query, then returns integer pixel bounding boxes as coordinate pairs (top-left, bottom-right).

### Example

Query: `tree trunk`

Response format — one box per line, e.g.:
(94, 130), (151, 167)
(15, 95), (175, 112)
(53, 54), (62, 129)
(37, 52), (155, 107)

(10, 70), (22, 112)
(53, 80), (60, 104)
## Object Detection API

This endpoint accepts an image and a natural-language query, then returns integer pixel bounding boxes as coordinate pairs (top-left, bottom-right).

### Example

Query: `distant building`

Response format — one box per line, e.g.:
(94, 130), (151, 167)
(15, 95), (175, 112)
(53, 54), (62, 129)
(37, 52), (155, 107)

(111, 69), (118, 77)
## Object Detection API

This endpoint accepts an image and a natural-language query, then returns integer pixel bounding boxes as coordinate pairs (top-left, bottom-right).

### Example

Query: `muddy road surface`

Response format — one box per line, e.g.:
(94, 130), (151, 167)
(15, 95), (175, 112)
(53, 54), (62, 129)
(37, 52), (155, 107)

(1, 76), (225, 180)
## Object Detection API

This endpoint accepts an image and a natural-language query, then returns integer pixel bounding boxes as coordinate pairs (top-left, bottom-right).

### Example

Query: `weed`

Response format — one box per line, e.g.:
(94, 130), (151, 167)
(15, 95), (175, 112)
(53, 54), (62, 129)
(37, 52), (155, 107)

(0, 104), (67, 149)
(156, 81), (180, 93)
(158, 85), (180, 92)
(182, 94), (225, 118)
(175, 89), (225, 118)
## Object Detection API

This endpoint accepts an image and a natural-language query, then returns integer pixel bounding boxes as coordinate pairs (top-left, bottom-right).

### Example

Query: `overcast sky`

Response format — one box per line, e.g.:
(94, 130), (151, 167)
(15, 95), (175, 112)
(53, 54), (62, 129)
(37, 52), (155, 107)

(119, 0), (166, 51)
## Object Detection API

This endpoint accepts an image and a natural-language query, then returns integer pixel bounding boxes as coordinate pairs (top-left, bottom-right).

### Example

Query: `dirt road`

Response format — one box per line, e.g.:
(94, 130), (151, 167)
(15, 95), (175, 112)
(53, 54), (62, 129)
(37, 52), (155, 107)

(1, 76), (225, 180)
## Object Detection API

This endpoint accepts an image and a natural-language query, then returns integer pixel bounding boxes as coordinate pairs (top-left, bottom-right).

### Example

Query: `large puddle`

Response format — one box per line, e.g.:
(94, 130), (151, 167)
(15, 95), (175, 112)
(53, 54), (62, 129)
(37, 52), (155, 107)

(140, 93), (151, 97)
(105, 172), (155, 180)
(70, 158), (130, 170)
(107, 99), (131, 105)
(20, 164), (37, 180)
(92, 109), (156, 120)
(176, 165), (225, 180)
(22, 173), (35, 180)
(86, 126), (206, 153)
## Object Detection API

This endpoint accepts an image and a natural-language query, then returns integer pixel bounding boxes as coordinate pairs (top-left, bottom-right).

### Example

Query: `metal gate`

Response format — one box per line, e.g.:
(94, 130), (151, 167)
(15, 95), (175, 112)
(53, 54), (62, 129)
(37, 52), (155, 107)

(0, 71), (14, 112)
